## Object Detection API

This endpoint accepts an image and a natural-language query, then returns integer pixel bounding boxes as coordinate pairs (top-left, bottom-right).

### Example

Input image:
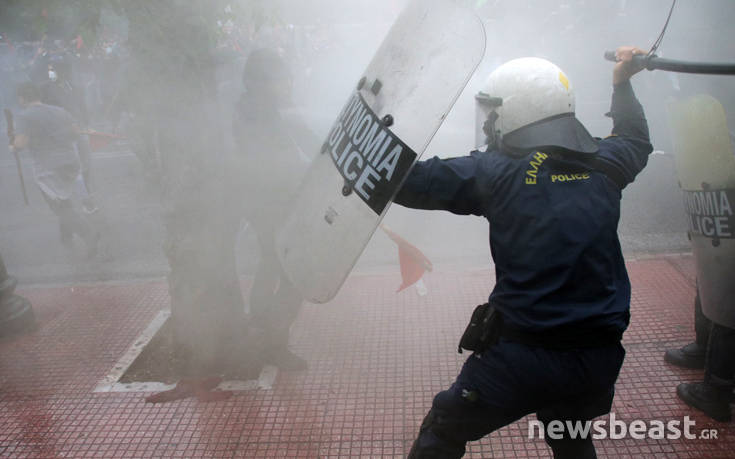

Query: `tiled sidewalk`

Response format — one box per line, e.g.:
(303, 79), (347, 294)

(0, 255), (732, 458)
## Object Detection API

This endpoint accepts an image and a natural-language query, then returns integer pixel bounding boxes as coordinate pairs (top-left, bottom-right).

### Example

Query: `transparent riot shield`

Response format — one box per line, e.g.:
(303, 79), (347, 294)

(669, 94), (735, 327)
(275, 0), (486, 303)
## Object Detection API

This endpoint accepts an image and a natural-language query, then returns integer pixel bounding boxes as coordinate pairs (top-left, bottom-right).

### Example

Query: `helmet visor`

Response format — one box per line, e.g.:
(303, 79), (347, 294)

(502, 113), (598, 155)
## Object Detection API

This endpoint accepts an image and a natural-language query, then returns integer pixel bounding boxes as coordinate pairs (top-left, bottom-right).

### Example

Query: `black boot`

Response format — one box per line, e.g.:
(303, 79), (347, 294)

(257, 324), (307, 371)
(665, 342), (706, 369)
(269, 348), (308, 371)
(676, 382), (732, 422)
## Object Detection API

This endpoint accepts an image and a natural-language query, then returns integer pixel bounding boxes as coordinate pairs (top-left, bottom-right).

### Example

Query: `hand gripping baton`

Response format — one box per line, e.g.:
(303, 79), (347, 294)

(604, 51), (735, 75)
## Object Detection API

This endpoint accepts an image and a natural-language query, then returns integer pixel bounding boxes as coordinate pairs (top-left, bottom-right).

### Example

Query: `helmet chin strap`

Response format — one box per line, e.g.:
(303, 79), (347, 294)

(482, 111), (501, 150)
(483, 111), (526, 157)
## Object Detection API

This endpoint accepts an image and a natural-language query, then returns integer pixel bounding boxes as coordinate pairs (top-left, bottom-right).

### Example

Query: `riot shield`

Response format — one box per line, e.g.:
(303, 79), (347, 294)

(275, 0), (486, 303)
(669, 95), (735, 327)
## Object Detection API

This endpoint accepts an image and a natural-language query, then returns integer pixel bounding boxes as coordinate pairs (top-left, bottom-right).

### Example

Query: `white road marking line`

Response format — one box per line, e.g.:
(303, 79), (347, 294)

(95, 309), (170, 391)
(94, 309), (276, 393)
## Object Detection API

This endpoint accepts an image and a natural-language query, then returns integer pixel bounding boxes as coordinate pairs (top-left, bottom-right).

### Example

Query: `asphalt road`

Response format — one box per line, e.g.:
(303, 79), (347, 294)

(0, 139), (168, 285)
(0, 132), (690, 287)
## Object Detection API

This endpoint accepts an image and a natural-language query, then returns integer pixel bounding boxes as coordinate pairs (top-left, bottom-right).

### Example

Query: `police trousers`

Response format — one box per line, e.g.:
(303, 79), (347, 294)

(408, 340), (625, 458)
(40, 186), (94, 246)
(694, 289), (735, 386)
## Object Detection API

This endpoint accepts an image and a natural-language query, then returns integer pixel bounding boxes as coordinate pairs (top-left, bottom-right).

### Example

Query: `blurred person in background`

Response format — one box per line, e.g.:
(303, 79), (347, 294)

(39, 50), (97, 213)
(9, 82), (99, 257)
(107, 63), (161, 186)
(0, 32), (17, 110)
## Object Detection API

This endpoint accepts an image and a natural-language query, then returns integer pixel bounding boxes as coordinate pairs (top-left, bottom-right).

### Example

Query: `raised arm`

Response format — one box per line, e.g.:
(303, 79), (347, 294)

(596, 46), (654, 187)
(609, 46), (650, 142)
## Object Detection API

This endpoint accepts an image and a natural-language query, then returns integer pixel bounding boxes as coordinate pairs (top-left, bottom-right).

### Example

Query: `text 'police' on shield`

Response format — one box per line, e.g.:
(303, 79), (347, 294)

(683, 189), (734, 239)
(324, 91), (417, 215)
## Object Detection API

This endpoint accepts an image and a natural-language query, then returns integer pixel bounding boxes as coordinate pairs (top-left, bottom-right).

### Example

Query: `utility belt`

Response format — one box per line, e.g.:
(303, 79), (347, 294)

(458, 302), (622, 354)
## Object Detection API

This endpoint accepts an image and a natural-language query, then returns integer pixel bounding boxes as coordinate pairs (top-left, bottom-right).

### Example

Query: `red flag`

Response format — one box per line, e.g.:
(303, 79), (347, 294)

(381, 225), (432, 292)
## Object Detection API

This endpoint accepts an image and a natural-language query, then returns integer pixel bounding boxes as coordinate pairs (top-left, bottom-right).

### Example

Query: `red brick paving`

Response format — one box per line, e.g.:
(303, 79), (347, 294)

(0, 254), (732, 458)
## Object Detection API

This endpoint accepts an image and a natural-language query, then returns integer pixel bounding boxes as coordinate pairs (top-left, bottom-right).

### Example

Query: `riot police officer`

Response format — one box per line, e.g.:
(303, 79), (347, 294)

(394, 46), (651, 458)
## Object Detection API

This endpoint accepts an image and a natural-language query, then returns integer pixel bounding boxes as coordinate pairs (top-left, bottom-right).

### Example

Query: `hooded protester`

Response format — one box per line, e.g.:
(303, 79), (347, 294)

(395, 46), (652, 458)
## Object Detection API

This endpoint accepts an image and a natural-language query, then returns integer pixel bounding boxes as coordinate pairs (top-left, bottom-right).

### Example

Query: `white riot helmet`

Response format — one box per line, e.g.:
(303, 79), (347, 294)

(475, 57), (598, 155)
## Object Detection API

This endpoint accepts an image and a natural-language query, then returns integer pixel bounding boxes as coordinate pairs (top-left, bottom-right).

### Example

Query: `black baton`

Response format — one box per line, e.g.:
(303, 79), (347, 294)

(604, 51), (735, 75)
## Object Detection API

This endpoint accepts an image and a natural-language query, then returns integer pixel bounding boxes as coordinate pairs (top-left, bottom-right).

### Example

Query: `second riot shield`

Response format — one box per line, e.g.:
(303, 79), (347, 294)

(669, 94), (735, 328)
(275, 0), (486, 303)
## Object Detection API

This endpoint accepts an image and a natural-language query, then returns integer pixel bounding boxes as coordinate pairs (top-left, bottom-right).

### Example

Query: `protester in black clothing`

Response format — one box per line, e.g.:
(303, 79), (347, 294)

(231, 49), (318, 370)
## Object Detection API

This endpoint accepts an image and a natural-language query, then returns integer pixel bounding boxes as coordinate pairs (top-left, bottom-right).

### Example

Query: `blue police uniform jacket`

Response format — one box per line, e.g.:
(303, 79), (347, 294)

(394, 81), (653, 338)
